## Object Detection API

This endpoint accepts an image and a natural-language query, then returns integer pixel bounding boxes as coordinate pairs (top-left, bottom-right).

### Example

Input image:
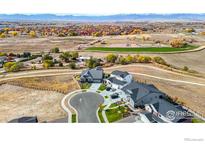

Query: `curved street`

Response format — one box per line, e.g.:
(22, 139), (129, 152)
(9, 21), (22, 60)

(1, 64), (205, 86)
(69, 92), (104, 123)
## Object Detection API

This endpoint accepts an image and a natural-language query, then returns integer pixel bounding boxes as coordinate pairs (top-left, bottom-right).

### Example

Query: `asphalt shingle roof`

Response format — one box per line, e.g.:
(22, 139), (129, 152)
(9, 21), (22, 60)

(81, 68), (103, 80)
(107, 77), (127, 85)
(111, 70), (129, 78)
(122, 81), (163, 104)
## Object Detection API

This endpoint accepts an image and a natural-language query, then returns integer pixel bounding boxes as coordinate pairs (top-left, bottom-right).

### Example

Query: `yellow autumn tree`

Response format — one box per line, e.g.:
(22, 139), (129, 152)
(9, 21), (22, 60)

(170, 38), (186, 48)
(29, 31), (37, 38)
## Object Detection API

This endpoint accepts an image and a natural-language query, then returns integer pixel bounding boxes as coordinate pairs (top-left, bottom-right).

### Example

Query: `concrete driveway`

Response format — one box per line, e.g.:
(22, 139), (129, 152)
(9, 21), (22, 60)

(70, 92), (104, 123)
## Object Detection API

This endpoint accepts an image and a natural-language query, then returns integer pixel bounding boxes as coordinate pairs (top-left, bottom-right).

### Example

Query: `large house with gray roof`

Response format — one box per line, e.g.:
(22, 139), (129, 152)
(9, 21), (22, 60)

(80, 67), (104, 83)
(122, 81), (164, 108)
(105, 70), (133, 89)
(121, 81), (189, 123)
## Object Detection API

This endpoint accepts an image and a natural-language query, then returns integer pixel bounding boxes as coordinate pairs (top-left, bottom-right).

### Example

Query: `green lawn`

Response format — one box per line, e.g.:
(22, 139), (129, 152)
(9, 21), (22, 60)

(104, 96), (109, 99)
(98, 83), (107, 91)
(98, 105), (106, 123)
(86, 45), (197, 53)
(105, 106), (128, 123)
(98, 110), (105, 123)
(80, 82), (91, 89)
(109, 103), (119, 108)
(192, 118), (205, 123)
(72, 114), (77, 123)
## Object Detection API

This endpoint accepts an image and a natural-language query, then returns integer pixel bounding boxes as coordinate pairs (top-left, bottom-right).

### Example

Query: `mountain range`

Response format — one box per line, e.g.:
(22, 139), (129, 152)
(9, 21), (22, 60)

(0, 14), (205, 22)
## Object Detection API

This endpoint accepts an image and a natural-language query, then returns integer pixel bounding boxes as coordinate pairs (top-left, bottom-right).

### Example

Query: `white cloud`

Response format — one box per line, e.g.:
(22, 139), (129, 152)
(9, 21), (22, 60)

(0, 0), (204, 15)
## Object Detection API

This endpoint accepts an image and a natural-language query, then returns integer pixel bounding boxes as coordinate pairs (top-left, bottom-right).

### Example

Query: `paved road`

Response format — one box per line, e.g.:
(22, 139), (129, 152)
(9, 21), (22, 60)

(70, 92), (104, 123)
(1, 64), (205, 87)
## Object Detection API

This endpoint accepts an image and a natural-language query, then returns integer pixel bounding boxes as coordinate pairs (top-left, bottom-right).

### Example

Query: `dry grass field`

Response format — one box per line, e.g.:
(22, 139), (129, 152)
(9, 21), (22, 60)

(0, 84), (66, 122)
(5, 75), (80, 94)
(81, 48), (205, 74)
(0, 75), (80, 122)
(0, 36), (94, 53)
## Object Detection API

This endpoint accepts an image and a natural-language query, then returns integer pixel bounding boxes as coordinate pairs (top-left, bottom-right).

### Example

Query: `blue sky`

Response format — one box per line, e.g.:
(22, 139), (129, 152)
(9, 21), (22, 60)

(0, 0), (204, 15)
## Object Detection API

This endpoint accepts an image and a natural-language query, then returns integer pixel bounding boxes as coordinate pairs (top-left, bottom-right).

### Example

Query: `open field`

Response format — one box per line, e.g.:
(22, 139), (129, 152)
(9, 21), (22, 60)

(0, 36), (95, 53)
(149, 49), (205, 73)
(86, 45), (197, 53)
(4, 75), (80, 94)
(0, 84), (66, 122)
(0, 75), (80, 122)
(80, 49), (205, 74)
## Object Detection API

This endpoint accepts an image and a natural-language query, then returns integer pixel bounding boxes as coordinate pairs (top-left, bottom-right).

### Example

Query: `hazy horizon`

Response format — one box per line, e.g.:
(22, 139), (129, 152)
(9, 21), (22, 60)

(0, 0), (205, 15)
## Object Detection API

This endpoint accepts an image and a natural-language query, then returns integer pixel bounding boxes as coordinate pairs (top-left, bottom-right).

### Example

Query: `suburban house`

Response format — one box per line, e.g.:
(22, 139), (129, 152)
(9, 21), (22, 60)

(9, 116), (38, 123)
(80, 67), (104, 83)
(105, 70), (133, 89)
(122, 81), (165, 108)
(0, 56), (7, 68)
(121, 81), (189, 123)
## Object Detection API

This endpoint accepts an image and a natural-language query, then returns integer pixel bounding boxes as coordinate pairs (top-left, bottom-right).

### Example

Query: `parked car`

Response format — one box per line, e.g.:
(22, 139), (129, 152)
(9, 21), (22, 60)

(111, 93), (119, 99)
(106, 87), (111, 91)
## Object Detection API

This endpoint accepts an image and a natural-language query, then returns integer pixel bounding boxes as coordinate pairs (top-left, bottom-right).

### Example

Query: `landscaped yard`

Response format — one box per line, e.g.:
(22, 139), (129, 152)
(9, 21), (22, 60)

(192, 118), (205, 123)
(86, 45), (197, 53)
(80, 82), (91, 89)
(98, 83), (107, 91)
(72, 114), (77, 123)
(105, 105), (129, 123)
(98, 104), (106, 123)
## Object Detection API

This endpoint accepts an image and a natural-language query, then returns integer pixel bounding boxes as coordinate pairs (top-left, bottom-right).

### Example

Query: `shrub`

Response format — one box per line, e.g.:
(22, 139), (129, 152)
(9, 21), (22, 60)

(70, 51), (79, 59)
(105, 54), (118, 63)
(125, 55), (134, 64)
(59, 62), (63, 67)
(59, 52), (71, 62)
(43, 60), (54, 68)
(42, 54), (53, 61)
(183, 66), (189, 71)
(50, 47), (60, 53)
(0, 52), (7, 57)
(69, 62), (76, 69)
(3, 62), (23, 72)
(153, 56), (167, 65)
(119, 57), (128, 65)
(85, 57), (101, 68)
(137, 55), (152, 63)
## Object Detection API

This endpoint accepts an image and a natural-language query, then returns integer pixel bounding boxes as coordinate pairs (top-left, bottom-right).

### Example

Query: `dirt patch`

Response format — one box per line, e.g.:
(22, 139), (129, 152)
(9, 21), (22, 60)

(0, 84), (66, 122)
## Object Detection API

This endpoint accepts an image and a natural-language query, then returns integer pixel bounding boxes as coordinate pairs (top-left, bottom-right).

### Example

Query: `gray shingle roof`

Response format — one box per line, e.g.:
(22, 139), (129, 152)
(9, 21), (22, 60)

(107, 77), (127, 86)
(152, 100), (187, 122)
(122, 81), (163, 104)
(111, 70), (129, 78)
(9, 116), (38, 123)
(81, 68), (103, 80)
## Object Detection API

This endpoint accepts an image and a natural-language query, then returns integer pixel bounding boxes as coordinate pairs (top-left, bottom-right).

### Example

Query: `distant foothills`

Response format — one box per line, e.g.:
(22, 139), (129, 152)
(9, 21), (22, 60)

(0, 13), (205, 22)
